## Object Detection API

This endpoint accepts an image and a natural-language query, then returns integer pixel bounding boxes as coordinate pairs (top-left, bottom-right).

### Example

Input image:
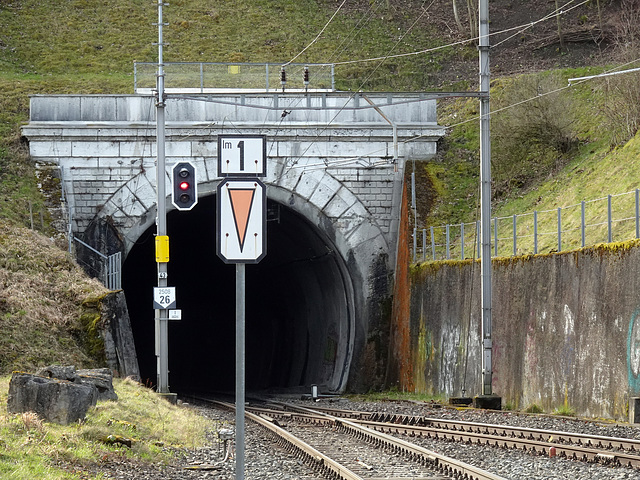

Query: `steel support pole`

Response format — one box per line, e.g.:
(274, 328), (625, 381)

(479, 0), (493, 397)
(236, 263), (246, 480)
(155, 0), (170, 394)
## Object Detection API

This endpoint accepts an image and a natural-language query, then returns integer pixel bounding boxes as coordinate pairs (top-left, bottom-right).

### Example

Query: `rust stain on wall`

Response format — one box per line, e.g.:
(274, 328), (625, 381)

(387, 180), (413, 390)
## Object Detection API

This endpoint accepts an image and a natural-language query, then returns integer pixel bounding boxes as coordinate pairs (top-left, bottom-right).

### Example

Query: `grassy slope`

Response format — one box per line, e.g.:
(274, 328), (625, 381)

(429, 65), (640, 257)
(0, 376), (212, 480)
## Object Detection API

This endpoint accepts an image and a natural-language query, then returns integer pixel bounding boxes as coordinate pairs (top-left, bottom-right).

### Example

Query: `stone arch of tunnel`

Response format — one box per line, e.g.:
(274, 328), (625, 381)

(122, 193), (355, 394)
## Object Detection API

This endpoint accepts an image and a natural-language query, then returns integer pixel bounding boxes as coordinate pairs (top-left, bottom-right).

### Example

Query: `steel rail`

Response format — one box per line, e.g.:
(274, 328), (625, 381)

(204, 399), (364, 480)
(269, 402), (507, 480)
(274, 403), (640, 470)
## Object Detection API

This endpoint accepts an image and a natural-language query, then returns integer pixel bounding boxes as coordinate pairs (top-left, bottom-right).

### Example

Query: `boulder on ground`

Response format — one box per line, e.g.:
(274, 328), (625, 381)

(7, 372), (96, 425)
(78, 368), (118, 401)
(37, 365), (118, 402)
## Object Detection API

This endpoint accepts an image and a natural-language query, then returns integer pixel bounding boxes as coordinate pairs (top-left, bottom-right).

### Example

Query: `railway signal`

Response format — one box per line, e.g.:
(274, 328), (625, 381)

(171, 161), (198, 211)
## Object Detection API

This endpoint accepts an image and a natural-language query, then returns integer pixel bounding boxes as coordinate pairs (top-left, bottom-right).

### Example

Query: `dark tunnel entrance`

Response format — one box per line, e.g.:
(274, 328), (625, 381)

(122, 194), (353, 394)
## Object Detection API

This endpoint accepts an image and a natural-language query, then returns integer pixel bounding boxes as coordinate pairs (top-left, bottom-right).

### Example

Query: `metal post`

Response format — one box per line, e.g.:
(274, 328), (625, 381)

(413, 227), (417, 263)
(476, 220), (481, 258)
(446, 224), (450, 259)
(461, 222), (465, 260)
(534, 210), (538, 254)
(236, 263), (246, 480)
(331, 64), (335, 91)
(557, 207), (562, 252)
(155, 0), (170, 394)
(608, 194), (612, 243)
(430, 226), (436, 261)
(581, 201), (586, 247)
(479, 0), (493, 397)
(200, 62), (204, 93)
(512, 214), (517, 256)
(422, 228), (426, 262)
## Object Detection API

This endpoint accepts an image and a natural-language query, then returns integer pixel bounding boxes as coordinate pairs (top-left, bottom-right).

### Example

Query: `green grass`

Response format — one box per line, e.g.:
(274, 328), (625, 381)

(0, 376), (215, 480)
(418, 66), (640, 261)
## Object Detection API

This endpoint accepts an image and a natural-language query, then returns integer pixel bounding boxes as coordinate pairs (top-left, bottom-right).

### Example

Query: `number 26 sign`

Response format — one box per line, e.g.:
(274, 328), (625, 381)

(153, 287), (176, 309)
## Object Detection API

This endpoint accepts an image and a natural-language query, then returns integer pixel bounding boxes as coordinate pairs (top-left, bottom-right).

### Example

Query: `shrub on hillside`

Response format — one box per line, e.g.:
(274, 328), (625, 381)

(490, 72), (578, 197)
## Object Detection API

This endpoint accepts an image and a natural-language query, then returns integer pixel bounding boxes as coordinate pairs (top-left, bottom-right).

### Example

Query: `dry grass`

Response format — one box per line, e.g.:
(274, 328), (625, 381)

(0, 220), (108, 373)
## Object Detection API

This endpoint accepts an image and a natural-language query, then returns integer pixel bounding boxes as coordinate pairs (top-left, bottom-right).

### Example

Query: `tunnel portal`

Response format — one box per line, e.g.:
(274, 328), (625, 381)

(122, 194), (353, 394)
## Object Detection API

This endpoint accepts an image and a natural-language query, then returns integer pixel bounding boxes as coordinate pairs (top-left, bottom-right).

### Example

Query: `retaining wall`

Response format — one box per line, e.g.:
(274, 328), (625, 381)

(403, 242), (640, 420)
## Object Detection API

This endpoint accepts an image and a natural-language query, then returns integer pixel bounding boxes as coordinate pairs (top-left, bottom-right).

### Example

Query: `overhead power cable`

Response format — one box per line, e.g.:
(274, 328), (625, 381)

(332, 0), (588, 67)
(283, 0), (347, 67)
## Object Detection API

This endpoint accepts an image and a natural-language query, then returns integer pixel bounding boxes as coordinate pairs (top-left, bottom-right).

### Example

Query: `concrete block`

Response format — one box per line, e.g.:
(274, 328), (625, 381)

(630, 397), (640, 423)
(30, 140), (73, 158)
(310, 174), (341, 210)
(474, 395), (502, 411)
(71, 141), (120, 157)
(295, 171), (321, 200)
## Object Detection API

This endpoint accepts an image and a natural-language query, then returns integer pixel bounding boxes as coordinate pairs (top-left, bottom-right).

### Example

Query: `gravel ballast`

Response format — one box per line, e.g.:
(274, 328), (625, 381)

(82, 396), (640, 479)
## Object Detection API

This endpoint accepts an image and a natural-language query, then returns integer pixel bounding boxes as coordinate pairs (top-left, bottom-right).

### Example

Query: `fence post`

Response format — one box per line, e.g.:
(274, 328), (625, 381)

(476, 221), (481, 258)
(413, 227), (417, 263)
(557, 207), (562, 252)
(200, 62), (204, 93)
(430, 226), (436, 261)
(608, 194), (612, 243)
(581, 200), (586, 247)
(446, 224), (450, 259)
(512, 214), (517, 256)
(266, 64), (270, 91)
(534, 210), (538, 254)
(460, 222), (465, 260)
(422, 229), (426, 262)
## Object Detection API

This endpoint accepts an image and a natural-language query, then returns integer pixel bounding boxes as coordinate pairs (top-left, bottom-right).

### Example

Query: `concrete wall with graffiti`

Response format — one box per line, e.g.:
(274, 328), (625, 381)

(404, 242), (640, 420)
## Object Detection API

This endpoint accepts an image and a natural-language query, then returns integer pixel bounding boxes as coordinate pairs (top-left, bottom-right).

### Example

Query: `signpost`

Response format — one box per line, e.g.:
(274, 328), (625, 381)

(216, 135), (266, 480)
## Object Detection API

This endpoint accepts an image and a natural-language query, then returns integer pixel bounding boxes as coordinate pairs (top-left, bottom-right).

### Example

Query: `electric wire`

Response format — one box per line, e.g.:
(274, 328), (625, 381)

(283, 0), (347, 67)
(280, 2), (434, 175)
(331, 0), (588, 67)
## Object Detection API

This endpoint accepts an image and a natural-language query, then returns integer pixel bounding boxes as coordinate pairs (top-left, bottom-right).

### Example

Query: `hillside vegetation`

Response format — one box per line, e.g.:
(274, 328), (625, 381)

(0, 0), (638, 365)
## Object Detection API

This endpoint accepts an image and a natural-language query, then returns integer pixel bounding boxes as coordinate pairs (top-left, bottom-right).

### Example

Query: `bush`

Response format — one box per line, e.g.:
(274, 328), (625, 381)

(491, 72), (578, 198)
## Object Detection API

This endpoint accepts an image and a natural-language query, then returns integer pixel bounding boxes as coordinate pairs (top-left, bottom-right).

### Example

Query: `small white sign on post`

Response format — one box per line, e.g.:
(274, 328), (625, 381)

(153, 287), (176, 310)
(218, 135), (266, 177)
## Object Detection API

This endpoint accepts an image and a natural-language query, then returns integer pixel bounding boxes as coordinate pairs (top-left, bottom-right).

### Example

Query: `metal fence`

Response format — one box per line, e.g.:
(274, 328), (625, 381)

(414, 188), (640, 262)
(73, 237), (122, 290)
(133, 62), (335, 92)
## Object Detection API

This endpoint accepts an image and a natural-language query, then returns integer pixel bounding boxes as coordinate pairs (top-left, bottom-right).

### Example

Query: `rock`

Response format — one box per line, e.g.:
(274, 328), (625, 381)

(37, 365), (118, 402)
(7, 372), (97, 425)
(78, 368), (118, 401)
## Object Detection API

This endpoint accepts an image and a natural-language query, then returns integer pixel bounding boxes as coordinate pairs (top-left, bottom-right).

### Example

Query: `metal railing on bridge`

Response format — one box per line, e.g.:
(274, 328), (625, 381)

(72, 237), (122, 291)
(414, 188), (640, 262)
(133, 62), (335, 93)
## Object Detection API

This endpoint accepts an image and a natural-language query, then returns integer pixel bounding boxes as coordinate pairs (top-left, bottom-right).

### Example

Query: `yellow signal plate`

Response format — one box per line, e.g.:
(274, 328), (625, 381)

(155, 235), (169, 263)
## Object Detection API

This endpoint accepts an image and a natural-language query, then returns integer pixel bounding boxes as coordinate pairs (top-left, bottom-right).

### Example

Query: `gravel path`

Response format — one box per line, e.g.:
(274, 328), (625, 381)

(75, 396), (640, 479)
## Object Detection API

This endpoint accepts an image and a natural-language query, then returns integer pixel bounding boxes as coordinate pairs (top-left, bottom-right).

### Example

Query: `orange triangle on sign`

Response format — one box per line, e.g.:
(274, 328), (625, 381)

(228, 188), (256, 252)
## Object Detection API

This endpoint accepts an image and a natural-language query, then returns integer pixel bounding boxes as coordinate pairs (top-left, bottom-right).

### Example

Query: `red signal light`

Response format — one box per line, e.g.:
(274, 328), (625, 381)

(179, 181), (190, 190)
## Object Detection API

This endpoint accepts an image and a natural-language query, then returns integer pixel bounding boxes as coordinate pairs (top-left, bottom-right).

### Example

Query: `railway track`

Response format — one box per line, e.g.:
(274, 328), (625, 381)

(195, 397), (506, 480)
(264, 402), (640, 471)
